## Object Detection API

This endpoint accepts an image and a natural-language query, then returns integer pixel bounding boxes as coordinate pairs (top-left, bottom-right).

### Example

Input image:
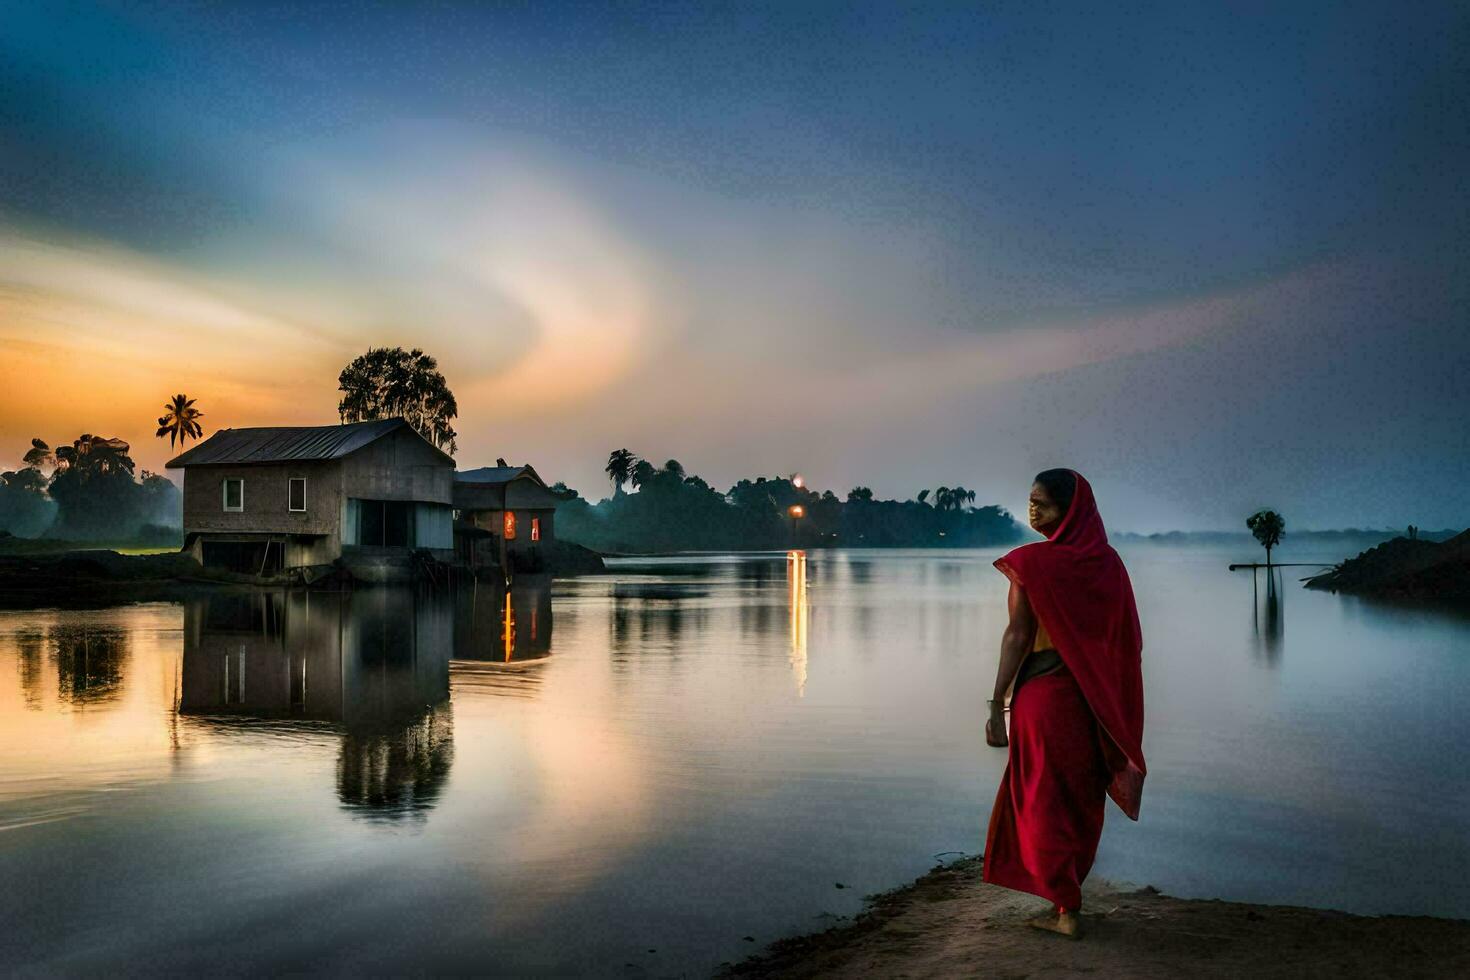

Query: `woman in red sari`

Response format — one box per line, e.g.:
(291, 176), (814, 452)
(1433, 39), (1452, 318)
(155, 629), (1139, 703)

(983, 469), (1146, 938)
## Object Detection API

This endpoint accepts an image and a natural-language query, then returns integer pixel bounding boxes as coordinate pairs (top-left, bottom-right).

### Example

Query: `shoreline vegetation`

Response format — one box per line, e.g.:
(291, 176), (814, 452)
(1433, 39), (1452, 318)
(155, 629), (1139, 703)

(1305, 528), (1470, 601)
(559, 455), (1026, 553)
(721, 856), (1470, 979)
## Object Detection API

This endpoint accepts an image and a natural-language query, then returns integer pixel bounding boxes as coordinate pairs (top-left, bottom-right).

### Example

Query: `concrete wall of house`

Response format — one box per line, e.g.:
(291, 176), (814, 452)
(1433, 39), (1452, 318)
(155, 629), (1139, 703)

(504, 478), (561, 512)
(339, 428), (455, 558)
(462, 506), (555, 563)
(182, 460), (344, 535)
(341, 428), (454, 505)
(180, 460), (345, 566)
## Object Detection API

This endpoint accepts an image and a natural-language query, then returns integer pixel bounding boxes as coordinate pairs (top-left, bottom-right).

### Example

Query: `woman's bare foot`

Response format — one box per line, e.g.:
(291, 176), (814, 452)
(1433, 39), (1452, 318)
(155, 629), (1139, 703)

(1026, 907), (1082, 939)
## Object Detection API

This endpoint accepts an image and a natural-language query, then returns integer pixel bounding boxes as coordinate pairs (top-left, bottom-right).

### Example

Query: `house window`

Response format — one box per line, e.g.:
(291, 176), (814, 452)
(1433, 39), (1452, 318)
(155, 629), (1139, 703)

(288, 478), (306, 512)
(530, 517), (541, 542)
(503, 511), (517, 540)
(223, 478), (244, 512)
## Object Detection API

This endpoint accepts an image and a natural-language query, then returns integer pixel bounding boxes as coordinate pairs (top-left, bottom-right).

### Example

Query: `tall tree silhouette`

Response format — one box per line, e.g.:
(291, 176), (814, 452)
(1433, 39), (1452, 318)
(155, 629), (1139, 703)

(629, 459), (657, 490)
(155, 394), (204, 449)
(934, 486), (977, 512)
(48, 435), (139, 538)
(55, 435), (134, 476)
(1246, 510), (1286, 567)
(605, 449), (636, 496)
(338, 347), (458, 454)
(22, 438), (54, 472)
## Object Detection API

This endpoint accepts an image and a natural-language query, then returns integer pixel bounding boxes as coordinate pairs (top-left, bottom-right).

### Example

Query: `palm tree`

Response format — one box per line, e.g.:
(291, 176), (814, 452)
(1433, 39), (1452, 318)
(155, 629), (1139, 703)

(605, 449), (636, 496)
(1246, 510), (1286, 567)
(663, 459), (686, 480)
(22, 438), (54, 472)
(155, 394), (205, 449)
(933, 486), (976, 512)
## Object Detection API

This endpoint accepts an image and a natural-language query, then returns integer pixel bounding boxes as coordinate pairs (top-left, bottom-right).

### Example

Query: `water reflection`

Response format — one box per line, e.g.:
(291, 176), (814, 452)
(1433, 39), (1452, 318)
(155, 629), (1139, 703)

(453, 579), (554, 665)
(1250, 566), (1286, 663)
(788, 551), (809, 696)
(8, 546), (1470, 975)
(608, 581), (706, 662)
(181, 589), (457, 822)
(15, 629), (43, 709)
(53, 624), (130, 703)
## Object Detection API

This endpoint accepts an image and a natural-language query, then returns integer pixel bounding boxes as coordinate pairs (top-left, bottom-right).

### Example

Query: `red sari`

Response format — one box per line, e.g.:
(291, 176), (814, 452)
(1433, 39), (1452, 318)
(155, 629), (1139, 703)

(983, 471), (1146, 910)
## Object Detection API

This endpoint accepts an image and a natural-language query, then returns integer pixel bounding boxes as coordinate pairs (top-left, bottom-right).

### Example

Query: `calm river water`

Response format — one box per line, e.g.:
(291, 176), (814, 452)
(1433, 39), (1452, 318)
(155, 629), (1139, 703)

(2, 543), (1468, 975)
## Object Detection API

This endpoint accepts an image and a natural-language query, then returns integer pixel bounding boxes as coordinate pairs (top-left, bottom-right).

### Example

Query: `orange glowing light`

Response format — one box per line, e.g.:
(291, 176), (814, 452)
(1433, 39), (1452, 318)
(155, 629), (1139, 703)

(787, 550), (809, 696)
(504, 590), (515, 662)
(788, 505), (804, 518)
(504, 511), (517, 539)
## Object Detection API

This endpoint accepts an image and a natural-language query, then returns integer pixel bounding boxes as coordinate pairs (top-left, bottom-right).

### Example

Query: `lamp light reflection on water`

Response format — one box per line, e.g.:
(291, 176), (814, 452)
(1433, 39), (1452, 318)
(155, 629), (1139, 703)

(787, 550), (808, 697)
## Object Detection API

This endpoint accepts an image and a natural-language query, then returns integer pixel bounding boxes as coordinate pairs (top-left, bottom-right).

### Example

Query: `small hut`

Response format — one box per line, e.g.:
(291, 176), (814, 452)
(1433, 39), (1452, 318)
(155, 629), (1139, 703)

(452, 464), (560, 573)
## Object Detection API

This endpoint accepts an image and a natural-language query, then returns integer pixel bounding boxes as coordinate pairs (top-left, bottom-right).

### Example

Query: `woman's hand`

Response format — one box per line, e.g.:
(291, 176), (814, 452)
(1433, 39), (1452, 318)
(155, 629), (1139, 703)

(985, 700), (1008, 747)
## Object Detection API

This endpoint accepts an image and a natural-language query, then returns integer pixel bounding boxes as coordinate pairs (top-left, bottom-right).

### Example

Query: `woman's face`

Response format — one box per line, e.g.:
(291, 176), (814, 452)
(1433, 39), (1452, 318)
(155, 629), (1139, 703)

(1028, 481), (1064, 533)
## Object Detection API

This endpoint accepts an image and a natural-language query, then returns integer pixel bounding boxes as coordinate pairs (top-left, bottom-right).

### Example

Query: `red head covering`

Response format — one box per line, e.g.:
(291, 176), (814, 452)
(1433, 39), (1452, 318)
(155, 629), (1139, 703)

(994, 471), (1146, 819)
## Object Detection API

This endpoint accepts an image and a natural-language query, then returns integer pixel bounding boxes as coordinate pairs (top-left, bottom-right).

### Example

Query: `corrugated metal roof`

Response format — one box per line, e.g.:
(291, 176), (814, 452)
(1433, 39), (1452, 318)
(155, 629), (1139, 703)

(165, 419), (434, 467)
(455, 465), (528, 485)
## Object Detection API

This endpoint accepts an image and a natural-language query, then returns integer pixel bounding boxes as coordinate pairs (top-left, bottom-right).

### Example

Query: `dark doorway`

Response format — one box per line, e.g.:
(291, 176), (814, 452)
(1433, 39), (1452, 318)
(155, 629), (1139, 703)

(358, 500), (413, 547)
(201, 540), (284, 574)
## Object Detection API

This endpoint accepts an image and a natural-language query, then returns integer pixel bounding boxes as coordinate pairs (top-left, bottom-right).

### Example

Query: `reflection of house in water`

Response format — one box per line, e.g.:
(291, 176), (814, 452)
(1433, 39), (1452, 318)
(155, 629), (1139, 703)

(180, 589), (455, 821)
(452, 579), (553, 666)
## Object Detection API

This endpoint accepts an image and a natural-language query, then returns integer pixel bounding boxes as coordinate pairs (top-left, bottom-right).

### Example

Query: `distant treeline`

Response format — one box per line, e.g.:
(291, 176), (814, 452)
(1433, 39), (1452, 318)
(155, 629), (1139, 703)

(1113, 528), (1463, 545)
(553, 456), (1026, 553)
(0, 436), (180, 541)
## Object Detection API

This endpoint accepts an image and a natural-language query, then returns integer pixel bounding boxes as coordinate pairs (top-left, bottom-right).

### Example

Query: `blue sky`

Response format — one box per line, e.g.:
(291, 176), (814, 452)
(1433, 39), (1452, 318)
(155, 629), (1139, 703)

(1, 1), (1466, 530)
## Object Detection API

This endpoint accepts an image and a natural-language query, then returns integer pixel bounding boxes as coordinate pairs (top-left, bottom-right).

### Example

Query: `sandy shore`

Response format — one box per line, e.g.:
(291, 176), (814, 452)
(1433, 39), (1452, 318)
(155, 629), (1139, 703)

(721, 857), (1470, 978)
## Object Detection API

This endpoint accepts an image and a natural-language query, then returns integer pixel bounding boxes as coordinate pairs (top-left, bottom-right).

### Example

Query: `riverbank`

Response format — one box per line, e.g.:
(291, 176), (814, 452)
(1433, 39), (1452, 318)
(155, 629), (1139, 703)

(722, 857), (1470, 978)
(0, 541), (606, 607)
(1305, 528), (1470, 601)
